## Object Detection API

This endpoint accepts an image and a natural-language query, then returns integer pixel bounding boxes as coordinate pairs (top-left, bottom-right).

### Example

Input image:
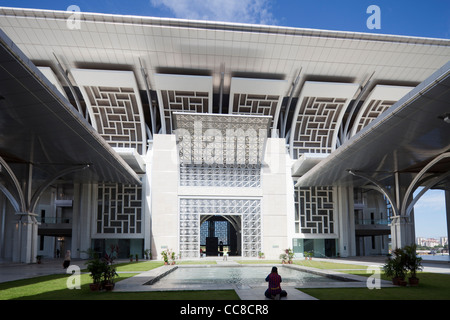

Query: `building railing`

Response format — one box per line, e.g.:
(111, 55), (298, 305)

(355, 218), (391, 226)
(36, 217), (72, 224)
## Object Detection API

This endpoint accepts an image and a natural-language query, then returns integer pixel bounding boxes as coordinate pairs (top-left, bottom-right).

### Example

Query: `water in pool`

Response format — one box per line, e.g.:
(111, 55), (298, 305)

(154, 266), (338, 286)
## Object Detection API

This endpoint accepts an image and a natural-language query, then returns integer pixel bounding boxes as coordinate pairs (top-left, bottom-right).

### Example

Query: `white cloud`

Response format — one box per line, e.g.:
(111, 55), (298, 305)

(413, 189), (446, 213)
(150, 0), (276, 25)
(413, 189), (447, 238)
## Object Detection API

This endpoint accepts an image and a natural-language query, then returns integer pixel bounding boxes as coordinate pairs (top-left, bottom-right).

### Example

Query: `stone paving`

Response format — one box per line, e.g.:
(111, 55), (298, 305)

(112, 258), (392, 300)
(1, 256), (449, 300)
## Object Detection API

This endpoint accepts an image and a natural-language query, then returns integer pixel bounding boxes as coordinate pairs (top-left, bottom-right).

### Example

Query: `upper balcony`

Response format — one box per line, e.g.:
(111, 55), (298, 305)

(355, 218), (391, 236)
(37, 217), (72, 236)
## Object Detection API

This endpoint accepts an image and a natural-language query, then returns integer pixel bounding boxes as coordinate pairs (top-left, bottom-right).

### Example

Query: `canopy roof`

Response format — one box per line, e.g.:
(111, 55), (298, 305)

(0, 29), (141, 185)
(295, 61), (450, 188)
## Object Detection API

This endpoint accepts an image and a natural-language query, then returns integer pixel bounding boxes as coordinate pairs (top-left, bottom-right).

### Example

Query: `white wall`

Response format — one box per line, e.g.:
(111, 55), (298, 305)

(150, 134), (179, 260)
(261, 138), (290, 259)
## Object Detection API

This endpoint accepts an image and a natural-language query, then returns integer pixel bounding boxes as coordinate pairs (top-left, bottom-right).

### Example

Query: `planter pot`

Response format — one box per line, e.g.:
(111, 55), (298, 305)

(89, 283), (100, 291)
(409, 277), (419, 286)
(392, 277), (405, 286)
(104, 283), (114, 291)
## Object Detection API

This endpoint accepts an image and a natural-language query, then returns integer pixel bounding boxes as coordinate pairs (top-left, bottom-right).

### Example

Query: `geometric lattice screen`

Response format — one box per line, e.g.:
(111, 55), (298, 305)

(179, 164), (261, 188)
(294, 186), (334, 234)
(229, 77), (286, 132)
(179, 198), (261, 258)
(154, 74), (213, 134)
(71, 69), (147, 155)
(350, 99), (397, 136)
(230, 93), (280, 117)
(96, 184), (142, 235)
(291, 96), (349, 156)
(84, 86), (145, 154)
(290, 81), (358, 159)
(160, 90), (210, 134)
(174, 112), (270, 166)
(349, 85), (413, 137)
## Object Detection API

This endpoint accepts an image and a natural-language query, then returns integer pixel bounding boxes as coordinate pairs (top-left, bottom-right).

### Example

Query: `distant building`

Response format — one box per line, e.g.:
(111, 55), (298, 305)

(417, 237), (447, 248)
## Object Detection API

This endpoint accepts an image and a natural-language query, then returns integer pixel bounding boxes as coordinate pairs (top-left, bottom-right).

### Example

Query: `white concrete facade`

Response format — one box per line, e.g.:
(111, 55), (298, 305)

(0, 8), (449, 263)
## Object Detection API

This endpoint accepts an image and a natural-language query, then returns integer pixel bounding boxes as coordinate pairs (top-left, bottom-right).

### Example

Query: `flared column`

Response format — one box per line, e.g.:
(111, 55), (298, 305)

(12, 213), (38, 263)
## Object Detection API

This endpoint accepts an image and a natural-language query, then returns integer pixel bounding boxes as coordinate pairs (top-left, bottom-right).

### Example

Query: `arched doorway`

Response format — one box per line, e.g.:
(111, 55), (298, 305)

(200, 215), (241, 256)
(179, 198), (261, 259)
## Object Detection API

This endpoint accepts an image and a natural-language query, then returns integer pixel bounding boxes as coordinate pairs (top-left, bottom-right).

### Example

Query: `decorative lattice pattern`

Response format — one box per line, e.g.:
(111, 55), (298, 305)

(231, 93), (279, 117)
(180, 164), (261, 188)
(292, 97), (348, 158)
(174, 113), (269, 166)
(84, 86), (145, 154)
(179, 213), (200, 258)
(96, 184), (142, 234)
(200, 220), (229, 245)
(179, 198), (261, 258)
(160, 90), (210, 133)
(295, 186), (334, 234)
(352, 99), (396, 135)
(242, 203), (261, 258)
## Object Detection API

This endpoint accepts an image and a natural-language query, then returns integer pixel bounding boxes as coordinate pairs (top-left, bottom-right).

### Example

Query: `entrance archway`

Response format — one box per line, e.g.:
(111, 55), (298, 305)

(200, 215), (241, 256)
(179, 198), (261, 259)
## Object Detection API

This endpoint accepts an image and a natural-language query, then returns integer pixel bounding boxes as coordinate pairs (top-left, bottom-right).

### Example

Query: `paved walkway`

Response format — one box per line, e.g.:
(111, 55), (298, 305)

(1, 256), (449, 300)
(112, 260), (321, 300)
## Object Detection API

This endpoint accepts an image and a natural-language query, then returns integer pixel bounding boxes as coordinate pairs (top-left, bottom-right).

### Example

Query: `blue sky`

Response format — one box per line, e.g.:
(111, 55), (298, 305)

(0, 0), (448, 238)
(0, 0), (449, 38)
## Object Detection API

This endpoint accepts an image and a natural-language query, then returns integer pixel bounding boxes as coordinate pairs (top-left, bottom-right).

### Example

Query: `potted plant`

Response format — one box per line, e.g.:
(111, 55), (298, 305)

(129, 254), (133, 262)
(258, 251), (265, 259)
(287, 248), (294, 263)
(135, 253), (139, 262)
(382, 248), (407, 285)
(161, 249), (169, 265)
(102, 264), (118, 291)
(144, 249), (151, 260)
(86, 256), (107, 291)
(279, 251), (288, 264)
(36, 255), (43, 264)
(404, 244), (423, 286)
(170, 251), (176, 265)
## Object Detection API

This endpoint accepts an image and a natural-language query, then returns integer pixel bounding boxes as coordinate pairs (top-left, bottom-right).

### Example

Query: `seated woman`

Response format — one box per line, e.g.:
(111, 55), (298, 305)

(264, 266), (287, 299)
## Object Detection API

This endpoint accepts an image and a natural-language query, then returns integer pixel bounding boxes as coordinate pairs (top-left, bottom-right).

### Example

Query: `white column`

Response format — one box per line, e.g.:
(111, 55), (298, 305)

(72, 183), (94, 259)
(142, 141), (153, 258)
(445, 189), (450, 246)
(151, 134), (179, 260)
(336, 186), (355, 257)
(390, 216), (414, 249)
(12, 213), (38, 263)
(261, 138), (289, 259)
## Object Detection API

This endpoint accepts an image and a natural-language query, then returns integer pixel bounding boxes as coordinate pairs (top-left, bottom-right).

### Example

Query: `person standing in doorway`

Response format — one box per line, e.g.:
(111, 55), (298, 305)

(63, 250), (71, 269)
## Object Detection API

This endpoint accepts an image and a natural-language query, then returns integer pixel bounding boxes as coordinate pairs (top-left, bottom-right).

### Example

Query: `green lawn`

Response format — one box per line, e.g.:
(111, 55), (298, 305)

(0, 259), (448, 300)
(300, 272), (450, 300)
(0, 260), (237, 300)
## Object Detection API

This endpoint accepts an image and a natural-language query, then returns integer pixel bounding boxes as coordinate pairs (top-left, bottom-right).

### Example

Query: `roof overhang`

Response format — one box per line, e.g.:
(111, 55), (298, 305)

(295, 61), (450, 188)
(0, 29), (141, 185)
